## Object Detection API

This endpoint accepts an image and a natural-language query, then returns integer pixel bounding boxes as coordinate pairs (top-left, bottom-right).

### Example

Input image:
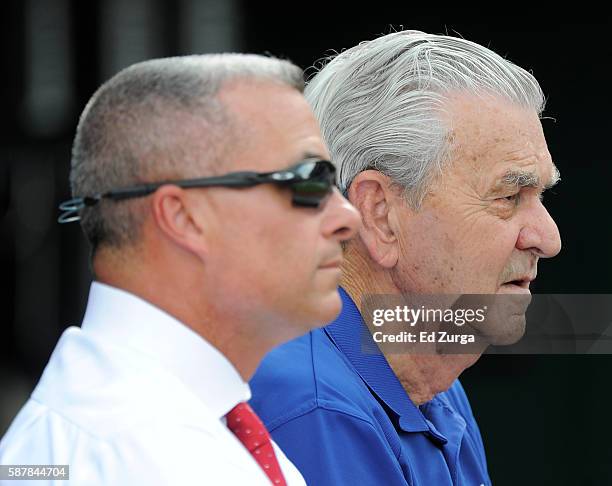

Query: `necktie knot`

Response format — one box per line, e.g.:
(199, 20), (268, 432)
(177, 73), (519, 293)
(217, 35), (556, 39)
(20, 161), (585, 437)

(226, 402), (287, 485)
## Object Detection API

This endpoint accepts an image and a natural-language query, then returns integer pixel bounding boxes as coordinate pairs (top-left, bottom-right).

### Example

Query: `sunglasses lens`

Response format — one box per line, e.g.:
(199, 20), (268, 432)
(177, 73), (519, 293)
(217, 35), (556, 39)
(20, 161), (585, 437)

(292, 181), (331, 207)
(291, 161), (336, 207)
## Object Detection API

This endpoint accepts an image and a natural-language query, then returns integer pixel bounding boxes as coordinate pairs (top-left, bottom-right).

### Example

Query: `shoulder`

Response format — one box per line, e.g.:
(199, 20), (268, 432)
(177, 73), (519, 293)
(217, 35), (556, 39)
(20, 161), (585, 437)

(250, 328), (380, 431)
(23, 327), (215, 440)
(1, 402), (262, 485)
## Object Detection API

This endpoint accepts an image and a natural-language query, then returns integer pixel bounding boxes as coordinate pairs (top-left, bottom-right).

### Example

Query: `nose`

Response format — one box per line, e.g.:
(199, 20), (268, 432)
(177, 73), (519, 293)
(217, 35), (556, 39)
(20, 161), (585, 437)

(516, 199), (561, 258)
(321, 188), (362, 242)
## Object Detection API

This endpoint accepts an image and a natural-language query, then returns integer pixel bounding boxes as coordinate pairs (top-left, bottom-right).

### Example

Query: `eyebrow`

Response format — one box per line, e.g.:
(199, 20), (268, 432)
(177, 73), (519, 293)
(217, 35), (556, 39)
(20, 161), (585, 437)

(302, 151), (327, 161)
(499, 165), (561, 190)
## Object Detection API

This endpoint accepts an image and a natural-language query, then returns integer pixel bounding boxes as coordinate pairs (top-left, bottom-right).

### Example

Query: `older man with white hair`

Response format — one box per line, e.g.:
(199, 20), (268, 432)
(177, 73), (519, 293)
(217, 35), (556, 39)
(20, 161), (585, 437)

(250, 31), (561, 485)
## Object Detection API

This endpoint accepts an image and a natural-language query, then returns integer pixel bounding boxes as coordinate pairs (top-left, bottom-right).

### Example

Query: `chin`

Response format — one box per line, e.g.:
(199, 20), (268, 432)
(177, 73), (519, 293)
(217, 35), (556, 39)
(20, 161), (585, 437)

(284, 288), (344, 337)
(459, 291), (530, 346)
(480, 308), (528, 345)
(312, 290), (343, 327)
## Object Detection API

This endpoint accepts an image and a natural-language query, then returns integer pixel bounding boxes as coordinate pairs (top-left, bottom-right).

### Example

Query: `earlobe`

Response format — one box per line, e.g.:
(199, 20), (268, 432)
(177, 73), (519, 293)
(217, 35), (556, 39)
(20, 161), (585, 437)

(151, 186), (208, 259)
(348, 171), (399, 269)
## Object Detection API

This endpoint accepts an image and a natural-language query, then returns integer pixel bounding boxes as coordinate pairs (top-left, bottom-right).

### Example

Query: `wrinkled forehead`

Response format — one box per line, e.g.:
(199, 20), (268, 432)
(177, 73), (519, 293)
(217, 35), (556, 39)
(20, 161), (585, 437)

(444, 93), (556, 187)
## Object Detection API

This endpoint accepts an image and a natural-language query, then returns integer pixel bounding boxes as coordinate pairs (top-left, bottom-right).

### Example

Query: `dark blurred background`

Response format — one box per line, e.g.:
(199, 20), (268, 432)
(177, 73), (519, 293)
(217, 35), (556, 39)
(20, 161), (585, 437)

(0, 3), (610, 484)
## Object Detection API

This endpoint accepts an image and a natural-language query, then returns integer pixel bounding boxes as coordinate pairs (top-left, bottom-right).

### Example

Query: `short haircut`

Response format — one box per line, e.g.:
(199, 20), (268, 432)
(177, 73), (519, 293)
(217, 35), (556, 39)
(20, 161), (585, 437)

(305, 30), (545, 206)
(70, 54), (304, 252)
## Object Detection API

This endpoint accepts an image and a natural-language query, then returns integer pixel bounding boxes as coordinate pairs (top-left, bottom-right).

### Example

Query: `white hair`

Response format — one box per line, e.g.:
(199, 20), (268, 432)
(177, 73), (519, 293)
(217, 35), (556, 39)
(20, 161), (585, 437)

(305, 30), (546, 206)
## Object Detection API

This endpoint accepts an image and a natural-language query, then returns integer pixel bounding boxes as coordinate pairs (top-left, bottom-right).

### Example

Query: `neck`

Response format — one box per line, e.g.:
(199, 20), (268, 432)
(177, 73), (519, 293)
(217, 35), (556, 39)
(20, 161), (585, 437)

(93, 247), (270, 382)
(384, 353), (481, 405)
(341, 242), (483, 405)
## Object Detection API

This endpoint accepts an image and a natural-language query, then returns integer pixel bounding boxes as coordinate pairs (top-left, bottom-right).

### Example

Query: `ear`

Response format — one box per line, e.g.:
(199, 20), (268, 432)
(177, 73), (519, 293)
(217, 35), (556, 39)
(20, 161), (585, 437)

(149, 185), (208, 259)
(347, 170), (400, 268)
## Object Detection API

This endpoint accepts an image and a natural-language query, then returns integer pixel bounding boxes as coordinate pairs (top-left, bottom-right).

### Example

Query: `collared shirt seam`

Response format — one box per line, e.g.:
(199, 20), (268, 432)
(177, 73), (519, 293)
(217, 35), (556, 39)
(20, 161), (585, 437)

(428, 396), (455, 415)
(268, 402), (404, 464)
(28, 397), (125, 445)
(265, 398), (377, 433)
(28, 396), (214, 446)
(308, 331), (320, 404)
(426, 395), (468, 431)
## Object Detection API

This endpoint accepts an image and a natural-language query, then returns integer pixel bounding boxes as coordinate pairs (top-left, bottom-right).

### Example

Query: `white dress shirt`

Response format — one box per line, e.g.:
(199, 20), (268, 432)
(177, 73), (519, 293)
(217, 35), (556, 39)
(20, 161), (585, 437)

(0, 282), (306, 485)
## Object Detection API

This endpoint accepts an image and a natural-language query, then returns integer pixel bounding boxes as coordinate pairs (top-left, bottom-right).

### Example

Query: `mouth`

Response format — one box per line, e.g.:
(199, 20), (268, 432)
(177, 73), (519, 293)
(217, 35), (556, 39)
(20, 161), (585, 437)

(499, 275), (535, 293)
(319, 260), (342, 270)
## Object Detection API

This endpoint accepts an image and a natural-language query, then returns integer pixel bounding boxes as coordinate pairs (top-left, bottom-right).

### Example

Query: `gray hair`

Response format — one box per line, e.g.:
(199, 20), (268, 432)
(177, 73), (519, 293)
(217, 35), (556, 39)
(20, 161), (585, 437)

(305, 30), (546, 206)
(71, 53), (304, 252)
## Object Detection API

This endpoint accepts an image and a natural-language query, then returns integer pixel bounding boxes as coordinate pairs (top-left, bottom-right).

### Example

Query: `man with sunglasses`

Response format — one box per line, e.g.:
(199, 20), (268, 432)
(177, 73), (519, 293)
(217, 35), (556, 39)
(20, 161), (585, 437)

(0, 54), (360, 485)
(250, 31), (561, 485)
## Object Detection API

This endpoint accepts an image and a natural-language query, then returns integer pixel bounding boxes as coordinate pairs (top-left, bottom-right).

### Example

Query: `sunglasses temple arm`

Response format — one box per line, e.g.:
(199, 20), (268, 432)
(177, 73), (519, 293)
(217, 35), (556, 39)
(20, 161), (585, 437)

(173, 173), (272, 189)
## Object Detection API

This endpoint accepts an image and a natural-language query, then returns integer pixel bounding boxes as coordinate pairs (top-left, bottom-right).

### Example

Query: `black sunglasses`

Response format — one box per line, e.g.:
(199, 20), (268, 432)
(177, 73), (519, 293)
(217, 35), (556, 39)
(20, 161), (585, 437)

(58, 158), (337, 223)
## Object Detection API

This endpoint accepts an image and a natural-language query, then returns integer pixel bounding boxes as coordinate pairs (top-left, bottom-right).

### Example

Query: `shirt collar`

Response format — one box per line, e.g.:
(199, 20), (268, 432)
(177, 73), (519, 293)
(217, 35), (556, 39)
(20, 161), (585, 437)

(324, 288), (447, 442)
(81, 281), (250, 419)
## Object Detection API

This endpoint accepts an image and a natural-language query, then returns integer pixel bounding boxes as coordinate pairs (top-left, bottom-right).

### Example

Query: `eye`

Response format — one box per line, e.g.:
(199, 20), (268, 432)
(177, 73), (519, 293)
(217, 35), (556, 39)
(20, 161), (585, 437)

(501, 192), (520, 205)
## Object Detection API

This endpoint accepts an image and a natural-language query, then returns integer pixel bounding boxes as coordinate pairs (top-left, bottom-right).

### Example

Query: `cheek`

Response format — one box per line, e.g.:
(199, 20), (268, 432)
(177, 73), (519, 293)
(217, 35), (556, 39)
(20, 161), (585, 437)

(464, 221), (521, 290)
(244, 218), (320, 289)
(406, 212), (471, 263)
(401, 213), (521, 291)
(395, 217), (461, 291)
(476, 221), (520, 261)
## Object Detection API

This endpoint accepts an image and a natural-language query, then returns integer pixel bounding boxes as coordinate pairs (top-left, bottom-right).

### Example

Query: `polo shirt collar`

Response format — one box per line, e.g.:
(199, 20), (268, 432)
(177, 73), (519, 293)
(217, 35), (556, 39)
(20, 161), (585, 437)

(324, 287), (447, 443)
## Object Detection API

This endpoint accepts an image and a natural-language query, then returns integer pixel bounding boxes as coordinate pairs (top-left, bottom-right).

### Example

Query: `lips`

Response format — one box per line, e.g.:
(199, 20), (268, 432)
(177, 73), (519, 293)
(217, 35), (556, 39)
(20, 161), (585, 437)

(499, 273), (536, 295)
(319, 260), (342, 269)
(502, 277), (534, 289)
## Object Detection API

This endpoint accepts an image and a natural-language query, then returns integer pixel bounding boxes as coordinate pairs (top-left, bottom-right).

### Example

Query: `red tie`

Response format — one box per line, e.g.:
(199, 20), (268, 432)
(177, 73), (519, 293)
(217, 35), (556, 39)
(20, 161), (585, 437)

(226, 402), (287, 485)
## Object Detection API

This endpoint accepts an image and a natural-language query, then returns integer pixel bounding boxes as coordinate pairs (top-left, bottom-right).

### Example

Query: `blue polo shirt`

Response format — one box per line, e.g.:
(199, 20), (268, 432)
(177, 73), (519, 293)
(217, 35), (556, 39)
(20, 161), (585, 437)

(250, 288), (491, 485)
